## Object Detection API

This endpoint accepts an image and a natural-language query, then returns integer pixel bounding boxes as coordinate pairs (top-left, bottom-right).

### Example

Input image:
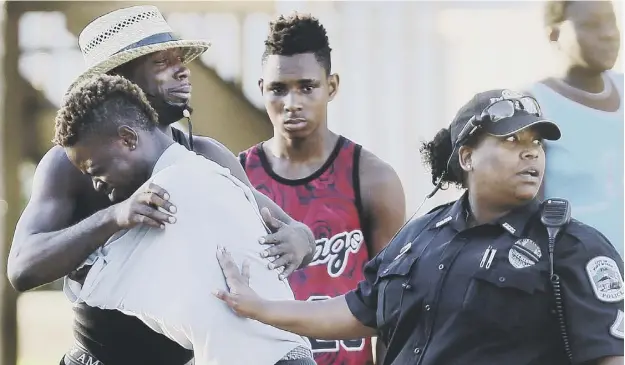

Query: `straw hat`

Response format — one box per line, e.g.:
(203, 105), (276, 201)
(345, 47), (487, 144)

(70, 5), (211, 89)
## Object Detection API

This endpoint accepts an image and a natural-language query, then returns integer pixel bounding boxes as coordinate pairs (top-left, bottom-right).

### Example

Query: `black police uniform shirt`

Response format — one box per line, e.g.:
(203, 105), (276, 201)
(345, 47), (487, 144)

(345, 194), (624, 365)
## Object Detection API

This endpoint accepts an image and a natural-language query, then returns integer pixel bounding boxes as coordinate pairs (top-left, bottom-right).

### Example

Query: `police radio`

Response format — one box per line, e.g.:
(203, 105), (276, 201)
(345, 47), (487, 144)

(540, 198), (573, 363)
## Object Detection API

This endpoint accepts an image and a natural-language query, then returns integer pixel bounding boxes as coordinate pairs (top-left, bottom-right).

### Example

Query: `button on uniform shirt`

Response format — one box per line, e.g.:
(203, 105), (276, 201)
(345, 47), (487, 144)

(64, 143), (311, 365)
(345, 193), (624, 365)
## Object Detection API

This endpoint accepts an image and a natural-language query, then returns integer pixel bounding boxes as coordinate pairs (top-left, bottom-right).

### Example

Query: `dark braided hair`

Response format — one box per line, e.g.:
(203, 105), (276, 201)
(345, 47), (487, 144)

(262, 12), (332, 75)
(54, 74), (158, 147)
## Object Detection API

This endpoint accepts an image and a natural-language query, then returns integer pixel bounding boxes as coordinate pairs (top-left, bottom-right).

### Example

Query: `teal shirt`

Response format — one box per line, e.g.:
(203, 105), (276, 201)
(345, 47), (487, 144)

(528, 72), (624, 257)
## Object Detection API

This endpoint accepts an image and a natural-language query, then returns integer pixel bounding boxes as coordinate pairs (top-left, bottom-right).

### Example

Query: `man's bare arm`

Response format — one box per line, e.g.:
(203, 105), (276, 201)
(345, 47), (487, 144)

(7, 147), (119, 291)
(193, 136), (315, 270)
(192, 137), (295, 223)
(359, 148), (407, 257)
(358, 149), (406, 364)
(8, 147), (175, 292)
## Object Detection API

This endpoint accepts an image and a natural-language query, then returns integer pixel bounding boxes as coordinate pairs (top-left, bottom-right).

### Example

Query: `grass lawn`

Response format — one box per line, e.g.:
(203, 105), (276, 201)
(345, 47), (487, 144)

(15, 291), (74, 365)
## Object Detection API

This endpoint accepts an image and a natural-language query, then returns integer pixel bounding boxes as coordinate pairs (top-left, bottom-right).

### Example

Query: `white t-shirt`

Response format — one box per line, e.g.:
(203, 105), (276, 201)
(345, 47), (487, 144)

(64, 143), (311, 365)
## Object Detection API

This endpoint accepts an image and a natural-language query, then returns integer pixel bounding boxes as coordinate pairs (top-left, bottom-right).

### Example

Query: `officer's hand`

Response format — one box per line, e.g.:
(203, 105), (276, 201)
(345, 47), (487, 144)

(258, 208), (315, 280)
(214, 246), (265, 320)
(111, 183), (177, 230)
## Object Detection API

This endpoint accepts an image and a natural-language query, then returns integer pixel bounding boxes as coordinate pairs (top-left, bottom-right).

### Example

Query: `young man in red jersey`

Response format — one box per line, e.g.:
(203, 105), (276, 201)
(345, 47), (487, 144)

(239, 13), (406, 365)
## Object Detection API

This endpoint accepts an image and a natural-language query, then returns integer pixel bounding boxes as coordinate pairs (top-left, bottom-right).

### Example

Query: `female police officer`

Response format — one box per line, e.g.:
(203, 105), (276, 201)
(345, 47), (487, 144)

(214, 89), (624, 365)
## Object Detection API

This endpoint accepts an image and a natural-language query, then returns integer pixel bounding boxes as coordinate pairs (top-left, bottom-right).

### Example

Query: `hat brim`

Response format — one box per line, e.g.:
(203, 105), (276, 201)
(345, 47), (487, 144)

(486, 114), (561, 141)
(67, 39), (211, 93)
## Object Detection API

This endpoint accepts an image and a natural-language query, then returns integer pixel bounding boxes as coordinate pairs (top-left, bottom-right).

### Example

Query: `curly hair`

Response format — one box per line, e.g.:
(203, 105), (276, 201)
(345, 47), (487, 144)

(262, 12), (332, 75)
(54, 74), (158, 147)
(419, 127), (484, 188)
(544, 1), (571, 26)
(420, 128), (462, 188)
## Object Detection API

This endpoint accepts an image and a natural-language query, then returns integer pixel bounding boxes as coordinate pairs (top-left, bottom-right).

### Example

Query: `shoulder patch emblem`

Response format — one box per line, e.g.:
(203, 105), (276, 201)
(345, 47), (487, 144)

(586, 256), (624, 303)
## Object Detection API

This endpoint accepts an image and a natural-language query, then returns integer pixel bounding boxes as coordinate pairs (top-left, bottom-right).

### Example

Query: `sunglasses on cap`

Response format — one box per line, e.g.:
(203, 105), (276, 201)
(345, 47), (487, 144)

(455, 96), (547, 146)
(481, 96), (541, 123)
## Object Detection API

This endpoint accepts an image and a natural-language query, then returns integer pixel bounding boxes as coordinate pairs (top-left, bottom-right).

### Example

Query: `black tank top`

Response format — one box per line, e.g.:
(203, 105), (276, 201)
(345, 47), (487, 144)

(171, 127), (192, 150)
(72, 126), (194, 364)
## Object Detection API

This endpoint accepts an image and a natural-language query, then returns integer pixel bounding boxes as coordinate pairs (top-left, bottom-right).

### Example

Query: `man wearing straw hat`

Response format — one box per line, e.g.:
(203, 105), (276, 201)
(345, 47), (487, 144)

(7, 6), (316, 365)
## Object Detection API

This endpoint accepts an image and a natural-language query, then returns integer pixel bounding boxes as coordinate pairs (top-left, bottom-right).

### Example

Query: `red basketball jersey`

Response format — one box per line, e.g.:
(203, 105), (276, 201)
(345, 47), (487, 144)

(240, 136), (374, 365)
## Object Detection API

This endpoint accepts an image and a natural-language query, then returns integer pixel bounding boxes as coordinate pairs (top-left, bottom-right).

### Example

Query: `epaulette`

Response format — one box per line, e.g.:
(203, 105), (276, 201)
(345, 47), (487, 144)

(402, 200), (452, 227)
(560, 219), (611, 247)
(379, 202), (452, 263)
(547, 218), (622, 260)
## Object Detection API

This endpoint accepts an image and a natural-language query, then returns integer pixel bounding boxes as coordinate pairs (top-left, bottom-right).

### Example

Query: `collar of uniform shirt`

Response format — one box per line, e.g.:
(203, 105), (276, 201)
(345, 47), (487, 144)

(428, 193), (541, 236)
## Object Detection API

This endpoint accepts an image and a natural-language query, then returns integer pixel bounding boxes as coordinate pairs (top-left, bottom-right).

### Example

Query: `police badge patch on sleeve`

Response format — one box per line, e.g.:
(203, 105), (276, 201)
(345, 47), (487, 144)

(586, 256), (624, 303)
(610, 310), (624, 339)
